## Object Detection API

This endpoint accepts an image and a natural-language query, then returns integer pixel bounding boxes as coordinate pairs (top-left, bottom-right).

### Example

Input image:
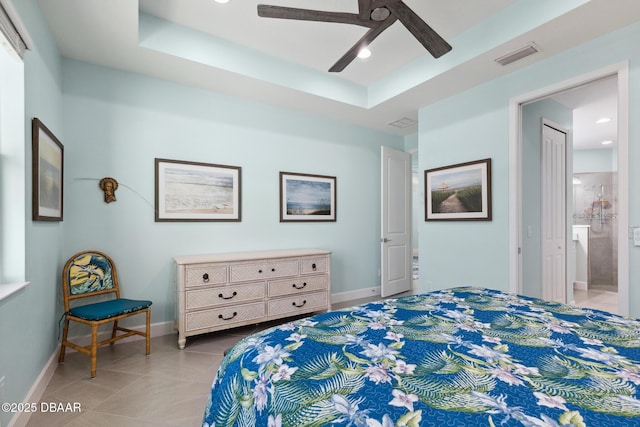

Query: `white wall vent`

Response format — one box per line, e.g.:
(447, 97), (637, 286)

(387, 117), (417, 128)
(495, 42), (539, 66)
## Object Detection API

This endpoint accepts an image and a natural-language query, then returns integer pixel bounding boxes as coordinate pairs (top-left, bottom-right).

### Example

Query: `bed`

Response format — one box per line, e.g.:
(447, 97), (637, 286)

(202, 286), (640, 426)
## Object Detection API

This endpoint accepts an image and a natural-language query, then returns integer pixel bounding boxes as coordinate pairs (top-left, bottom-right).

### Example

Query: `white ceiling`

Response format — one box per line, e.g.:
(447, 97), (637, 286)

(552, 76), (618, 151)
(37, 0), (640, 136)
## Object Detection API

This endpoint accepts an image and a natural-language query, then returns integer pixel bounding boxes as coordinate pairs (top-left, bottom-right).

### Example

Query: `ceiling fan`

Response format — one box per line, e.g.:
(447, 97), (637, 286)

(257, 0), (452, 72)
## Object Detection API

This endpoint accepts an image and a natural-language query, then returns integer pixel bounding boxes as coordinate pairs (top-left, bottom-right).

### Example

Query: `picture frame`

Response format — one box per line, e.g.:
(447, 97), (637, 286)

(32, 118), (64, 221)
(424, 158), (492, 221)
(155, 158), (241, 222)
(280, 172), (336, 222)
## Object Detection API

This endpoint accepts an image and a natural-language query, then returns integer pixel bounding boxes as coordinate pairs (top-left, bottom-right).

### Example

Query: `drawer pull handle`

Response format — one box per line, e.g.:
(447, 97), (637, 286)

(218, 312), (238, 321)
(271, 268), (276, 272)
(292, 300), (307, 308)
(218, 291), (237, 300)
(292, 282), (307, 290)
(258, 269), (263, 274)
(312, 263), (317, 271)
(202, 273), (209, 282)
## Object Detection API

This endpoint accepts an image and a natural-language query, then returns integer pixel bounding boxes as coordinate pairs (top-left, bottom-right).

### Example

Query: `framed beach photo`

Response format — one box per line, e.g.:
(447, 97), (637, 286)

(155, 158), (241, 222)
(425, 158), (492, 221)
(32, 118), (64, 221)
(280, 172), (336, 222)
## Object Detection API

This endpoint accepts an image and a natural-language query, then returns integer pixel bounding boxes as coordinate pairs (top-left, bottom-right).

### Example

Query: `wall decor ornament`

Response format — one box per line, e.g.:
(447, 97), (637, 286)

(99, 177), (118, 203)
(32, 118), (64, 221)
(155, 158), (241, 222)
(424, 158), (492, 221)
(280, 171), (336, 222)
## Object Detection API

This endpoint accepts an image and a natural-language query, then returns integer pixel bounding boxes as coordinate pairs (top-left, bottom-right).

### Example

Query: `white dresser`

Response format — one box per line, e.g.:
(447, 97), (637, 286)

(173, 249), (331, 349)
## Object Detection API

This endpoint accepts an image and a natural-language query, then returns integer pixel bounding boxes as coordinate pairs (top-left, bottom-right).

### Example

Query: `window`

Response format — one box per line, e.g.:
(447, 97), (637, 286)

(0, 0), (29, 298)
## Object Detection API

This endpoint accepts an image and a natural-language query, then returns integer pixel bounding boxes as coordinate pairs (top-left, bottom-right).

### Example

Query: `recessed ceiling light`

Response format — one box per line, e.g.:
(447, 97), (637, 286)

(357, 48), (371, 59)
(595, 117), (611, 124)
(214, 0), (230, 3)
(601, 140), (613, 145)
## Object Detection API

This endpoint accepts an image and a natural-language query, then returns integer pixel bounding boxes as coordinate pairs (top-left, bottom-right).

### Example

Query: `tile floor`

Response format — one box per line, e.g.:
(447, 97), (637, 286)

(573, 287), (619, 314)
(25, 297), (380, 427)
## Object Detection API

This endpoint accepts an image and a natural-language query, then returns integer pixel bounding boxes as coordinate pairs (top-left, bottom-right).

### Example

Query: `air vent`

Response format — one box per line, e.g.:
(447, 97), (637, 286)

(388, 117), (417, 128)
(495, 42), (539, 66)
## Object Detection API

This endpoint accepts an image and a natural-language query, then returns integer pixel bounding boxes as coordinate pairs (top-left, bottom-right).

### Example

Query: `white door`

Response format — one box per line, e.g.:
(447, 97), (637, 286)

(541, 122), (567, 303)
(381, 146), (412, 297)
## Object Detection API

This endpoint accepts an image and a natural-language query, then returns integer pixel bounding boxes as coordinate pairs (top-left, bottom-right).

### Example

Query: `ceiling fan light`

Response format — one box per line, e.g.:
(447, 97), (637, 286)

(358, 47), (372, 59)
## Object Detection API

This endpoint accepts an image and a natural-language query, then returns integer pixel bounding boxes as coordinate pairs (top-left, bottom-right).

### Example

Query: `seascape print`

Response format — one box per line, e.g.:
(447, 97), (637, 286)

(164, 167), (235, 214)
(425, 159), (491, 221)
(430, 168), (483, 214)
(38, 134), (62, 213)
(155, 159), (241, 221)
(286, 179), (331, 216)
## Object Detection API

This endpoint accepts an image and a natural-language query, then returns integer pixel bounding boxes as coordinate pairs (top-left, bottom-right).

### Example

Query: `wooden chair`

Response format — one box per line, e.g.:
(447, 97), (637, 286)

(58, 250), (152, 377)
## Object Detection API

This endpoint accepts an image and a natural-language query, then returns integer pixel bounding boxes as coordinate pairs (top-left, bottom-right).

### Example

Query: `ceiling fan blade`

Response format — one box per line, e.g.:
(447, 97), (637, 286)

(329, 17), (397, 72)
(358, 0), (372, 20)
(385, 0), (452, 58)
(258, 5), (375, 28)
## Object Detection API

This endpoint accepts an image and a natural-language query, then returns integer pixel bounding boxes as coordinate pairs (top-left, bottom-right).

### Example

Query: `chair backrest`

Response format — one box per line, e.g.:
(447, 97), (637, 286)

(62, 250), (120, 309)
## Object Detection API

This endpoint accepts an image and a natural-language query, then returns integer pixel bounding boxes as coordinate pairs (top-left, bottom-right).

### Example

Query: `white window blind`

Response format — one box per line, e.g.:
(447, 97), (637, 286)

(0, 0), (28, 58)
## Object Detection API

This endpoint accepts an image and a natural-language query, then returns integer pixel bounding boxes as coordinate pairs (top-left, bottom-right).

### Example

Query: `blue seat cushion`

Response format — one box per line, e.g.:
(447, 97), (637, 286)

(69, 298), (152, 321)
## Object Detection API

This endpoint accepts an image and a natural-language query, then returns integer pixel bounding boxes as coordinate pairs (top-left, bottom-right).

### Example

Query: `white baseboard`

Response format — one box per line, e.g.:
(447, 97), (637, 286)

(8, 349), (59, 427)
(331, 286), (380, 304)
(573, 281), (588, 291)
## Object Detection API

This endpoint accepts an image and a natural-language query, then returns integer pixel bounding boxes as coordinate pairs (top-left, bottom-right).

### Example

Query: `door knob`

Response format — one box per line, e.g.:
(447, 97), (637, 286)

(381, 238), (391, 243)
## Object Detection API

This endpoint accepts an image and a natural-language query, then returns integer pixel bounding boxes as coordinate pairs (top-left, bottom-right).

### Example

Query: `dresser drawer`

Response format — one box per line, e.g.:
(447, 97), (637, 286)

(230, 259), (299, 282)
(268, 275), (328, 297)
(185, 265), (227, 288)
(186, 283), (265, 310)
(185, 301), (265, 332)
(300, 256), (329, 274)
(268, 291), (328, 317)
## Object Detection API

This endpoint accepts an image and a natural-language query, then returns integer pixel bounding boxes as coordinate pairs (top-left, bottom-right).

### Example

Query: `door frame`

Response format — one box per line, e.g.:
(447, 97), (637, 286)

(509, 61), (629, 316)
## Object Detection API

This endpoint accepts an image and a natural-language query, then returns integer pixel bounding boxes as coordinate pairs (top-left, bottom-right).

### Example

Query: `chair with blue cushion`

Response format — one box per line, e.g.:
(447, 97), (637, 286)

(58, 250), (152, 377)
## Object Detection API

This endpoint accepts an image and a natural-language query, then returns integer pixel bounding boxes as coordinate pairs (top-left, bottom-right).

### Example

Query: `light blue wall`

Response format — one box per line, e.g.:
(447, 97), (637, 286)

(0, 0), (64, 424)
(61, 60), (404, 325)
(521, 99), (572, 299)
(574, 148), (617, 173)
(418, 88), (509, 290)
(418, 21), (640, 317)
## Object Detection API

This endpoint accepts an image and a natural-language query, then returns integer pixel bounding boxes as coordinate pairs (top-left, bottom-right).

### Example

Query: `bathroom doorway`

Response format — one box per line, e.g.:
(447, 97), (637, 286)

(554, 75), (619, 313)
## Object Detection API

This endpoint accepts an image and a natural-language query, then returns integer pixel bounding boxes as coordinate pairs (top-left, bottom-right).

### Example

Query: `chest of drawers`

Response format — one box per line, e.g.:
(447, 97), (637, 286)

(173, 249), (331, 349)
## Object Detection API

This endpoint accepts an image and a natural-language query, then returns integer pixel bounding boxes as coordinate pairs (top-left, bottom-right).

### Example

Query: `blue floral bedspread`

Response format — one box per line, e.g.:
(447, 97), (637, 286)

(202, 287), (640, 426)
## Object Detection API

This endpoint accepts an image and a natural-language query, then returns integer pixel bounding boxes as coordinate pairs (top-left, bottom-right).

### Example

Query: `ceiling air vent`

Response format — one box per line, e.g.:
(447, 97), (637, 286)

(495, 42), (539, 66)
(388, 117), (417, 128)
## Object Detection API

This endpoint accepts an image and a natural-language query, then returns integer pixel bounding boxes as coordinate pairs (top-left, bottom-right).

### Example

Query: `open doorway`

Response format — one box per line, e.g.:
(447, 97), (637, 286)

(552, 76), (619, 313)
(510, 63), (629, 317)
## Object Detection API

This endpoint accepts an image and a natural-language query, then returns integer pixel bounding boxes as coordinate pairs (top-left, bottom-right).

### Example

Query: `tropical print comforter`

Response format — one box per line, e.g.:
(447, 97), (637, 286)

(202, 287), (640, 426)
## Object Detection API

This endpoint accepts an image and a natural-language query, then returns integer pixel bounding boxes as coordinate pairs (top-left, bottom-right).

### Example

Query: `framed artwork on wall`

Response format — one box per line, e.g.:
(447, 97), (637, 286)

(424, 158), (492, 221)
(32, 118), (64, 221)
(155, 158), (242, 222)
(280, 172), (336, 222)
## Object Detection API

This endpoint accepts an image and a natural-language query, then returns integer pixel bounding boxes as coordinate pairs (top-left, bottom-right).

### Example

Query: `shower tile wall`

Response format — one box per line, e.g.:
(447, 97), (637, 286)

(573, 172), (618, 291)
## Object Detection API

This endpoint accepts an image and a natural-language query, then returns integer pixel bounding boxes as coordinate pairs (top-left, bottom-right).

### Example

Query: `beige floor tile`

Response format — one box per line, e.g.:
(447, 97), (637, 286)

(65, 410), (164, 427)
(25, 293), (395, 426)
(94, 375), (210, 424)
